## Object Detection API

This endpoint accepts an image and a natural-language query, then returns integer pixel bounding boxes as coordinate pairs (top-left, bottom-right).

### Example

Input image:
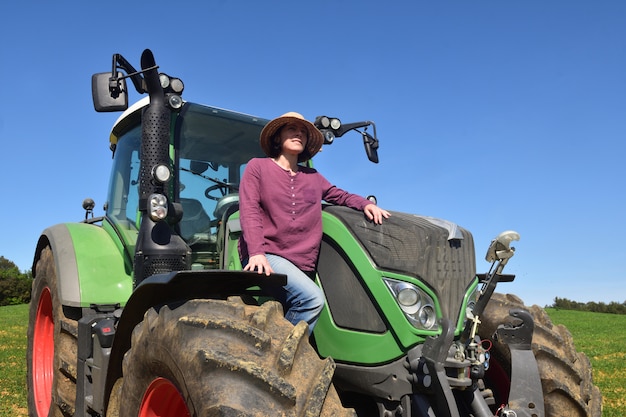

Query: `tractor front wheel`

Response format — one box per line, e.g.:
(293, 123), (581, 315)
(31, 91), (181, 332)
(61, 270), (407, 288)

(27, 246), (79, 417)
(481, 292), (602, 417)
(107, 297), (353, 417)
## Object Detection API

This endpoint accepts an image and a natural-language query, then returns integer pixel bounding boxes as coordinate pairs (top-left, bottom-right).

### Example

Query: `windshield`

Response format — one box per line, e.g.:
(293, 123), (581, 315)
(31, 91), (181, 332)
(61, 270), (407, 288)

(105, 102), (268, 268)
(176, 103), (268, 251)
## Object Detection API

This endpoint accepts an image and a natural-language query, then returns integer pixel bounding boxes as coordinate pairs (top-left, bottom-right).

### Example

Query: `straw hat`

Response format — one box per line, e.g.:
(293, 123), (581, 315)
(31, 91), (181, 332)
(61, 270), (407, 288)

(260, 112), (324, 162)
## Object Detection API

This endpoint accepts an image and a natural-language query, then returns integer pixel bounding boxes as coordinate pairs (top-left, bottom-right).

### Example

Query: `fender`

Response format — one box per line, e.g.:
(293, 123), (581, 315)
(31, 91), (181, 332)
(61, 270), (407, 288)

(103, 269), (286, 413)
(33, 222), (133, 307)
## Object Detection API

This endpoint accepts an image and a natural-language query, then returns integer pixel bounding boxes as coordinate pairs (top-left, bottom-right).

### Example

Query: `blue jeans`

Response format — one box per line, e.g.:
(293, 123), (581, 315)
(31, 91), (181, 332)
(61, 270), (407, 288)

(265, 254), (325, 334)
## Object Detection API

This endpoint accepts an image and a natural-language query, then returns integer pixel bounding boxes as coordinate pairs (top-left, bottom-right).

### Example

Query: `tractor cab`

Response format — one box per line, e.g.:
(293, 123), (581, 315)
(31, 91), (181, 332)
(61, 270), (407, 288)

(105, 98), (268, 269)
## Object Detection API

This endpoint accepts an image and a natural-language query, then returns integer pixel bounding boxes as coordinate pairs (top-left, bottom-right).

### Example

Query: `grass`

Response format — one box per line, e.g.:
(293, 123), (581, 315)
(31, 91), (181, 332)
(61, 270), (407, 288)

(1, 304), (622, 416)
(545, 307), (626, 416)
(0, 304), (28, 417)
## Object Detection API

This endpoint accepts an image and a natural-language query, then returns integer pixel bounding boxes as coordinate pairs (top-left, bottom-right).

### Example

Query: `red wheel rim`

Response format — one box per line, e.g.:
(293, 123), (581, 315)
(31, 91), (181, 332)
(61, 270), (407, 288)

(139, 377), (190, 417)
(486, 357), (511, 405)
(32, 287), (54, 416)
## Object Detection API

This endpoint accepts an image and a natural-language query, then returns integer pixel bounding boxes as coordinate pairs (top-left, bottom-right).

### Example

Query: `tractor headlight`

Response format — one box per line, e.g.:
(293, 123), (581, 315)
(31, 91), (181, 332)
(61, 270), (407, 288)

(159, 73), (185, 94)
(152, 164), (171, 184)
(159, 73), (170, 89)
(169, 78), (184, 94)
(315, 116), (341, 130)
(148, 193), (168, 221)
(398, 286), (420, 313)
(167, 94), (183, 109)
(418, 304), (437, 329)
(384, 278), (438, 331)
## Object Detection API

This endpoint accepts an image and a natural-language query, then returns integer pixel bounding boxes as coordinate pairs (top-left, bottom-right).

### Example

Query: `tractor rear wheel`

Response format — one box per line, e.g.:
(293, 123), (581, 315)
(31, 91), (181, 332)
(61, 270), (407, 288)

(481, 292), (602, 417)
(107, 297), (354, 417)
(27, 246), (79, 417)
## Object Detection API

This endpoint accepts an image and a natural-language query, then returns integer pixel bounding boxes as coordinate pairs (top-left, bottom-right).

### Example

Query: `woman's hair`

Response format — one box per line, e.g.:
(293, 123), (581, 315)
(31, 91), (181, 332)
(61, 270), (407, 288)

(268, 133), (282, 158)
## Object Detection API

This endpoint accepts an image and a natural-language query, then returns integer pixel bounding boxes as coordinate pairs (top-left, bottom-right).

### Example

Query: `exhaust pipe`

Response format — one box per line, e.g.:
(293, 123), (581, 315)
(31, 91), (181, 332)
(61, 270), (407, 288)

(133, 49), (190, 286)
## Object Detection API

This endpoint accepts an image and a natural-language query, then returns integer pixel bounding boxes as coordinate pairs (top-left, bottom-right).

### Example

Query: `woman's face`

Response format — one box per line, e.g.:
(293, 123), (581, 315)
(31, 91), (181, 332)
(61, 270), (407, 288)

(279, 122), (308, 156)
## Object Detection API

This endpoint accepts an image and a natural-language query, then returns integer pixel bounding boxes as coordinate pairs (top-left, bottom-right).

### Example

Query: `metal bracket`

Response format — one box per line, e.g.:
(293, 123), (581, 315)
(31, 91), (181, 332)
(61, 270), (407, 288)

(495, 308), (545, 417)
(420, 318), (460, 417)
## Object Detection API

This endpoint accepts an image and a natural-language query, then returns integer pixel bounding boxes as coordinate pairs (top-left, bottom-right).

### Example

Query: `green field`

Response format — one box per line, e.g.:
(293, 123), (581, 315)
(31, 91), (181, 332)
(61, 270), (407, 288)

(545, 307), (625, 416)
(0, 304), (28, 417)
(1, 304), (623, 416)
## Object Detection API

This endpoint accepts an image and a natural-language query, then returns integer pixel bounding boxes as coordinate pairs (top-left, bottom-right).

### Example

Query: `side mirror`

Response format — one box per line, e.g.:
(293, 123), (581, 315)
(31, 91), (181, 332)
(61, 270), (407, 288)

(363, 131), (379, 163)
(91, 72), (128, 112)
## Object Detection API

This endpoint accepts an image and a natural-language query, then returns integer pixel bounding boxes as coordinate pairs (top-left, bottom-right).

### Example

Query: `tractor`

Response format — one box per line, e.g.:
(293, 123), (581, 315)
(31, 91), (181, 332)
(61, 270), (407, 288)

(27, 49), (601, 417)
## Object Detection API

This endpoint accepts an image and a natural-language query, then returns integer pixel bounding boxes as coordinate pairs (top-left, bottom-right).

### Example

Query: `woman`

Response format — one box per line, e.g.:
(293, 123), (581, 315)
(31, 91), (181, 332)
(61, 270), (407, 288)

(239, 112), (390, 333)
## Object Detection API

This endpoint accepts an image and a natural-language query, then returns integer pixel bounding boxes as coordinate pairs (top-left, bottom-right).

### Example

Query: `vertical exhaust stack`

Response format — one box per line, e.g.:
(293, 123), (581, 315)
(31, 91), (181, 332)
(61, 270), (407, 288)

(138, 49), (169, 203)
(133, 49), (190, 286)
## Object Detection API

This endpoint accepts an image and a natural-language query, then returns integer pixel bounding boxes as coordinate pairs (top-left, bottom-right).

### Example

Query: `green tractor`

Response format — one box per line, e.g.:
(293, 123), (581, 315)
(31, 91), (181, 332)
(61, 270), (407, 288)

(27, 49), (601, 417)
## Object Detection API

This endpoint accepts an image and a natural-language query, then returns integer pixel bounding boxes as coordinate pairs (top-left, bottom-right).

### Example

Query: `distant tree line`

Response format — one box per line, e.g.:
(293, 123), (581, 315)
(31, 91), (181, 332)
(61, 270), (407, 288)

(2, 253), (626, 314)
(550, 297), (626, 315)
(0, 256), (32, 306)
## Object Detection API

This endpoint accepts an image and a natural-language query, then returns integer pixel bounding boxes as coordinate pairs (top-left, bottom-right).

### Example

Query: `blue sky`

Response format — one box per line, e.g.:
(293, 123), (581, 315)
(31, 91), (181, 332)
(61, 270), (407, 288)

(1, 1), (624, 308)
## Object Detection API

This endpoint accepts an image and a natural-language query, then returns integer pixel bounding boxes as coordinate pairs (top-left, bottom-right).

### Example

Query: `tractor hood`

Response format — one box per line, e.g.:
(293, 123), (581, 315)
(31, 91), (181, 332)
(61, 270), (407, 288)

(323, 205), (476, 320)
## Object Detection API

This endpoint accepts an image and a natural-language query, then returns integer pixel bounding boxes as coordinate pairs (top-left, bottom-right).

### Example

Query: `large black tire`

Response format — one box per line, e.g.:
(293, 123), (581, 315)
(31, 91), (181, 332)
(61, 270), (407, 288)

(480, 293), (602, 417)
(27, 246), (79, 417)
(107, 297), (354, 417)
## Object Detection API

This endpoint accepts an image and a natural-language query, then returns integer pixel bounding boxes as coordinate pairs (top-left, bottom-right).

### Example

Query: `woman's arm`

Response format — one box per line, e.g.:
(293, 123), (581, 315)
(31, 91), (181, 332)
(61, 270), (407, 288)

(239, 159), (272, 273)
(321, 175), (391, 224)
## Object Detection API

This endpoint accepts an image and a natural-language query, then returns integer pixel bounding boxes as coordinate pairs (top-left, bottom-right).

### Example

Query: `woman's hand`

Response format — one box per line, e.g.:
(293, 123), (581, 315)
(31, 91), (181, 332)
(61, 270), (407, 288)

(244, 254), (274, 276)
(364, 204), (391, 225)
